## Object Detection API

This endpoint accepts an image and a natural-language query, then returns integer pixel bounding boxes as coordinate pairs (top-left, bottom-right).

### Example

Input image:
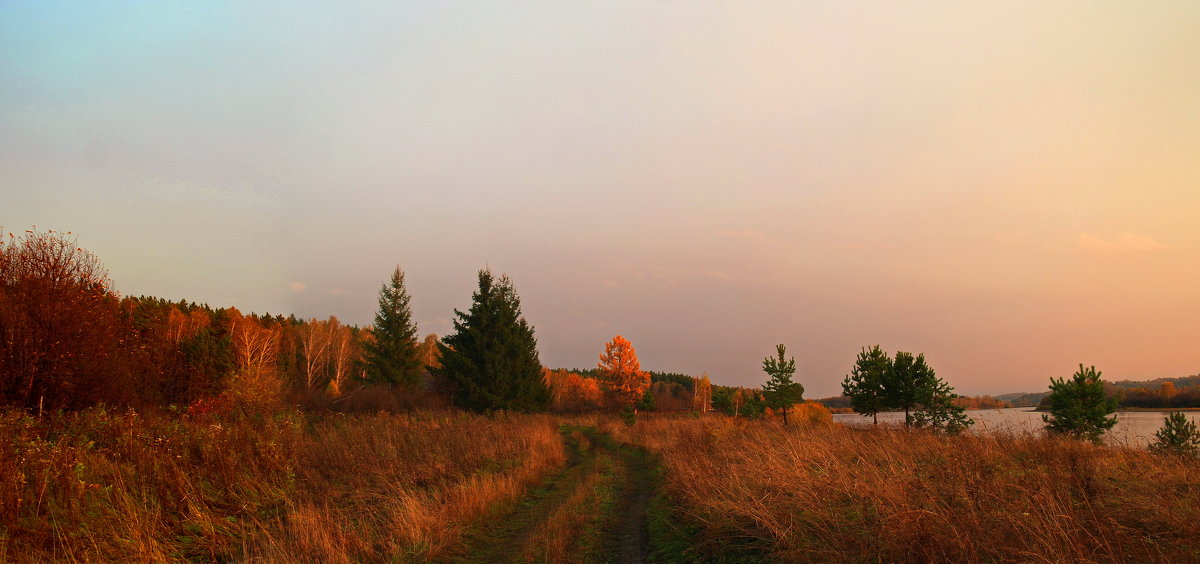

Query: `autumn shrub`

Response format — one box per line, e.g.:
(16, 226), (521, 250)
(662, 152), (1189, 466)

(607, 415), (1200, 563)
(764, 400), (832, 426)
(327, 383), (450, 413)
(0, 406), (564, 562)
(224, 366), (285, 414)
(545, 369), (604, 413)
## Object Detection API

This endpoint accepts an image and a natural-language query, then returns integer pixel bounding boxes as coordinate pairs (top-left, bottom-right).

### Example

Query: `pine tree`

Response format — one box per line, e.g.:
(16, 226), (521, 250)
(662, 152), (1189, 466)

(883, 351), (937, 426)
(1151, 412), (1200, 457)
(434, 269), (549, 412)
(910, 376), (973, 433)
(761, 344), (804, 426)
(843, 345), (890, 424)
(361, 267), (422, 388)
(1042, 364), (1117, 443)
(637, 387), (656, 412)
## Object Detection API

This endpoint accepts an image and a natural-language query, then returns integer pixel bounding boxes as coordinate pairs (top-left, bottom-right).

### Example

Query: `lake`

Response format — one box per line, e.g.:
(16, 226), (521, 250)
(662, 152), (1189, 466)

(832, 408), (1200, 448)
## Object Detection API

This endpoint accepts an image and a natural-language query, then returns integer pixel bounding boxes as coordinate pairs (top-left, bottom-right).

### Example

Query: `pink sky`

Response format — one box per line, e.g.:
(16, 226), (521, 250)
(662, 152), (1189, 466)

(3, 2), (1198, 396)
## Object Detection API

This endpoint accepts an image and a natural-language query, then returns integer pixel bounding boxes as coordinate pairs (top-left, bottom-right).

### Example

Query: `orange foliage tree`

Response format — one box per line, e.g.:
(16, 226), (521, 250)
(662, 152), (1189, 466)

(298, 317), (334, 391)
(0, 229), (128, 409)
(1161, 382), (1178, 404)
(226, 309), (283, 411)
(596, 335), (650, 412)
(328, 322), (359, 397)
(544, 369), (603, 413)
(693, 373), (712, 412)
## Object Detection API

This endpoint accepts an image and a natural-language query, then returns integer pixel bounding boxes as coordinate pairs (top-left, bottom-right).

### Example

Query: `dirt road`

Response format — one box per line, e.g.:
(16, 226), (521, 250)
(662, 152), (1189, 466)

(457, 426), (658, 564)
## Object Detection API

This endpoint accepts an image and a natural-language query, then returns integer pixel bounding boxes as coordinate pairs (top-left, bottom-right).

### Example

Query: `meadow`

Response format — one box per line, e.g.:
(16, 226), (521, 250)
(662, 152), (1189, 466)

(4, 405), (1198, 563)
(0, 407), (564, 562)
(610, 415), (1200, 563)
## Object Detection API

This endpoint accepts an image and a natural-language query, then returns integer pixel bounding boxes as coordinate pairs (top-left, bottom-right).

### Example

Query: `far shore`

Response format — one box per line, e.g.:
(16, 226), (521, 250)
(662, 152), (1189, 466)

(1116, 407), (1200, 412)
(836, 406), (1200, 414)
(1011, 407), (1200, 413)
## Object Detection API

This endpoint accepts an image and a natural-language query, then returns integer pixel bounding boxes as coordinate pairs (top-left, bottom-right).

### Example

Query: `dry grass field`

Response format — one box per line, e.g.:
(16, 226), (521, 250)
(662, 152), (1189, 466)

(606, 414), (1200, 563)
(0, 407), (564, 562)
(4, 406), (1199, 563)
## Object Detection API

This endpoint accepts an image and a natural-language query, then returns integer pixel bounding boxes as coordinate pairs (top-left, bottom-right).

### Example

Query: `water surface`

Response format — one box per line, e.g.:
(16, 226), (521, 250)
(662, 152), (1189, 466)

(832, 408), (1200, 448)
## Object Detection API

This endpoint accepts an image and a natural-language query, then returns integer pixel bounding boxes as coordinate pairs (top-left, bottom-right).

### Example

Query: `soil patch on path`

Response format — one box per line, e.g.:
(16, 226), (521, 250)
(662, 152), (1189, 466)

(603, 440), (657, 564)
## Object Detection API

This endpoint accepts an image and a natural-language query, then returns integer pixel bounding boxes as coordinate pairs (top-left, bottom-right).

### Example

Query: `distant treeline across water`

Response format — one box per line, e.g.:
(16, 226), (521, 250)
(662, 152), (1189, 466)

(834, 407), (1200, 448)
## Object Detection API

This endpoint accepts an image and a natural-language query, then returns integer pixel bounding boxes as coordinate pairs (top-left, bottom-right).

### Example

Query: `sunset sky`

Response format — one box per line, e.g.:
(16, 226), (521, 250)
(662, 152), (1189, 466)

(3, 2), (1198, 396)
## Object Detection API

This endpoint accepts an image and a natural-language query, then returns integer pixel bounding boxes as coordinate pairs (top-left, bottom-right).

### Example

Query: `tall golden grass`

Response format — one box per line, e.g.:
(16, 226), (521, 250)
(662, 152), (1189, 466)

(607, 414), (1200, 563)
(0, 407), (564, 562)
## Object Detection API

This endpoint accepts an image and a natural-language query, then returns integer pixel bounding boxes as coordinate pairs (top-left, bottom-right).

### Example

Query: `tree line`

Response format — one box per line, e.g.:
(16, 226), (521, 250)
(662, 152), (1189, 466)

(0, 229), (505, 412)
(7, 228), (1196, 454)
(0, 228), (991, 427)
(1022, 376), (1200, 410)
(0, 229), (829, 421)
(1111, 379), (1200, 409)
(0, 229), (754, 416)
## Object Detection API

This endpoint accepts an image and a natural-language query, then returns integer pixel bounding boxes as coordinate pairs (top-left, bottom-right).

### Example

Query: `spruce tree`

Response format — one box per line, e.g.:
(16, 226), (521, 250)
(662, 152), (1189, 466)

(434, 269), (549, 412)
(761, 344), (804, 426)
(637, 388), (656, 413)
(1042, 364), (1117, 443)
(361, 267), (422, 388)
(843, 345), (890, 424)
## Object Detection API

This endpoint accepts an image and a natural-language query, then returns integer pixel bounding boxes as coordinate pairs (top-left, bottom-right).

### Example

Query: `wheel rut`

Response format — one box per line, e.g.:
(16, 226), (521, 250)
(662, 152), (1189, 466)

(456, 425), (658, 564)
(607, 443), (656, 564)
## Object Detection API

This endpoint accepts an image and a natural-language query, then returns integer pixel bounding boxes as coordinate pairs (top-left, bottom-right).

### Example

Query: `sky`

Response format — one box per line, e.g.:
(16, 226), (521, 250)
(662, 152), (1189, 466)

(2, 2), (1199, 397)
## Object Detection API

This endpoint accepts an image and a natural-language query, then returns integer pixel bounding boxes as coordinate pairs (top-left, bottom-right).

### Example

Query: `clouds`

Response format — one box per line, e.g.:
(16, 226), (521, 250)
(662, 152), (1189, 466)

(1077, 233), (1169, 255)
(994, 231), (1171, 257)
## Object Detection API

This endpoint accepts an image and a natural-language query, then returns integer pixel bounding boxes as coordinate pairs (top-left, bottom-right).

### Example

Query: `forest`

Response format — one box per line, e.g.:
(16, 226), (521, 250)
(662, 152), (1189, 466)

(998, 379), (1200, 410)
(0, 229), (793, 419)
(1108, 377), (1200, 409)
